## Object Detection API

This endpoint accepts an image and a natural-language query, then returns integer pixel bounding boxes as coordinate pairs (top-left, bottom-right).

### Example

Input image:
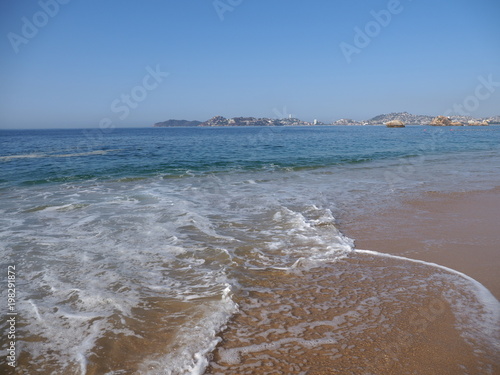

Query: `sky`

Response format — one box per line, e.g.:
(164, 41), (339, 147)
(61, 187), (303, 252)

(0, 0), (499, 129)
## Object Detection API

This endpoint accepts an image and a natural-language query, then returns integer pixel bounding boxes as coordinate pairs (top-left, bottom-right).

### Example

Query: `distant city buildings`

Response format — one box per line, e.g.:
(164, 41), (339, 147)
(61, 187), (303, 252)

(153, 112), (500, 127)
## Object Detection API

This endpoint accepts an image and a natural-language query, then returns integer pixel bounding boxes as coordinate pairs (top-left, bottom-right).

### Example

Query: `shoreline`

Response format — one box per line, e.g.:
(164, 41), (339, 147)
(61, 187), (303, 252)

(207, 250), (500, 374)
(339, 186), (500, 300)
(206, 186), (500, 374)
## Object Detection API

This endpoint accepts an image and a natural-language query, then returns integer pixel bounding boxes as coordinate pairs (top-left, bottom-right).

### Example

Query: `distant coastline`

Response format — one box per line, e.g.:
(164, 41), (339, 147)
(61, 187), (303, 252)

(153, 112), (500, 127)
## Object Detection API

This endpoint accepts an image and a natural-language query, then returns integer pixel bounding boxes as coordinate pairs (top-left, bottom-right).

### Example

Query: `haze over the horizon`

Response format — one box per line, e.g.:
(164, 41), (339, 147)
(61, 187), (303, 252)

(1, 0), (499, 129)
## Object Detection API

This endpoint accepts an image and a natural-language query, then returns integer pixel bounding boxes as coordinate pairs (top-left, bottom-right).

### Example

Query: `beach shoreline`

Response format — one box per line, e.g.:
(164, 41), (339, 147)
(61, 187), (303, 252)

(206, 186), (500, 374)
(340, 186), (500, 300)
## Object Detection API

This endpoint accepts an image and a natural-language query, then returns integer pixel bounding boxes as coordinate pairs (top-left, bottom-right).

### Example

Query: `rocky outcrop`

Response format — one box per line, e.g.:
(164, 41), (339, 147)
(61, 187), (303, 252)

(450, 121), (464, 126)
(430, 116), (453, 126)
(468, 120), (489, 126)
(385, 120), (405, 128)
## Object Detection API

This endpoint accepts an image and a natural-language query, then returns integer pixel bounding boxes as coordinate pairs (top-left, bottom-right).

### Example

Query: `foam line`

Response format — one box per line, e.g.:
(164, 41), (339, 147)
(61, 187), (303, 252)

(354, 248), (500, 350)
(0, 149), (120, 161)
(355, 249), (499, 305)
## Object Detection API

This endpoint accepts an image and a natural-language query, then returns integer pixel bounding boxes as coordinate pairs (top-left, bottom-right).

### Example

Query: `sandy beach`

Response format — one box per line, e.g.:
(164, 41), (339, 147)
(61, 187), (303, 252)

(341, 186), (500, 300)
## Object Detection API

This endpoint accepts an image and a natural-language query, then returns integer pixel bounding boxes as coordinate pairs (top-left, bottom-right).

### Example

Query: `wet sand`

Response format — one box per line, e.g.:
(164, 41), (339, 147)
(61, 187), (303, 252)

(207, 254), (499, 374)
(207, 187), (500, 374)
(341, 186), (500, 300)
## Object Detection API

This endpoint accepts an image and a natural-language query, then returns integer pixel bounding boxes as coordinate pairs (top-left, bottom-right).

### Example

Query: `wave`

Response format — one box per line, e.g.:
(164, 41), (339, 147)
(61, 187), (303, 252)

(0, 149), (121, 162)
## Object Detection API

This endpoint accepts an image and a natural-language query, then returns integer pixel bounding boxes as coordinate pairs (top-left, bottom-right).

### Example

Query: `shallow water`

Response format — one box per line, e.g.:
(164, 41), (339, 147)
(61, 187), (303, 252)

(207, 251), (500, 375)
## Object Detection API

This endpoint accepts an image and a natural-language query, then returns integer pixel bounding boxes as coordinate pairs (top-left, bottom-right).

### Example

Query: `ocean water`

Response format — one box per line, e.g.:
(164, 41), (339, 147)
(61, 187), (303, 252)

(1, 126), (499, 374)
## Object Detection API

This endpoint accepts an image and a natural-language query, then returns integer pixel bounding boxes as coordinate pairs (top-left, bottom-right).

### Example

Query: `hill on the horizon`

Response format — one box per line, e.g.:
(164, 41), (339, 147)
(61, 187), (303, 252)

(153, 113), (500, 127)
(153, 119), (202, 127)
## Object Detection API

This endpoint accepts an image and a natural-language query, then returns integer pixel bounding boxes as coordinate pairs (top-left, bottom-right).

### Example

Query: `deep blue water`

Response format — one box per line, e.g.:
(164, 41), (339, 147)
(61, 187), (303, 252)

(1, 126), (499, 188)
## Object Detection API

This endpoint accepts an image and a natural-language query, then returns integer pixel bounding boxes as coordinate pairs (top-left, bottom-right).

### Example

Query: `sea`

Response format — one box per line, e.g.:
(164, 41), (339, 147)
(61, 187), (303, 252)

(0, 125), (499, 374)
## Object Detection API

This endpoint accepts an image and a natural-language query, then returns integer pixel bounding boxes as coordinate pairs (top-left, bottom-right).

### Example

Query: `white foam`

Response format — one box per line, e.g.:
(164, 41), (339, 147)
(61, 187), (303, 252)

(140, 285), (238, 375)
(355, 249), (500, 350)
(0, 153), (45, 161)
(0, 149), (120, 162)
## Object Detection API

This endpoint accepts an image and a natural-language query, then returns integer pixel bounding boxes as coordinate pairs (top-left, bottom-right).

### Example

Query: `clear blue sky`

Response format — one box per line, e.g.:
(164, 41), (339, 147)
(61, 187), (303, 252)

(1, 0), (499, 128)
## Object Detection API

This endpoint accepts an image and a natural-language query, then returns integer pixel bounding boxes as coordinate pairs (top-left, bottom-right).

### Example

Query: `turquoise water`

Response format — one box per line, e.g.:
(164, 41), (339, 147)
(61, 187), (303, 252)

(1, 126), (499, 188)
(1, 126), (499, 374)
